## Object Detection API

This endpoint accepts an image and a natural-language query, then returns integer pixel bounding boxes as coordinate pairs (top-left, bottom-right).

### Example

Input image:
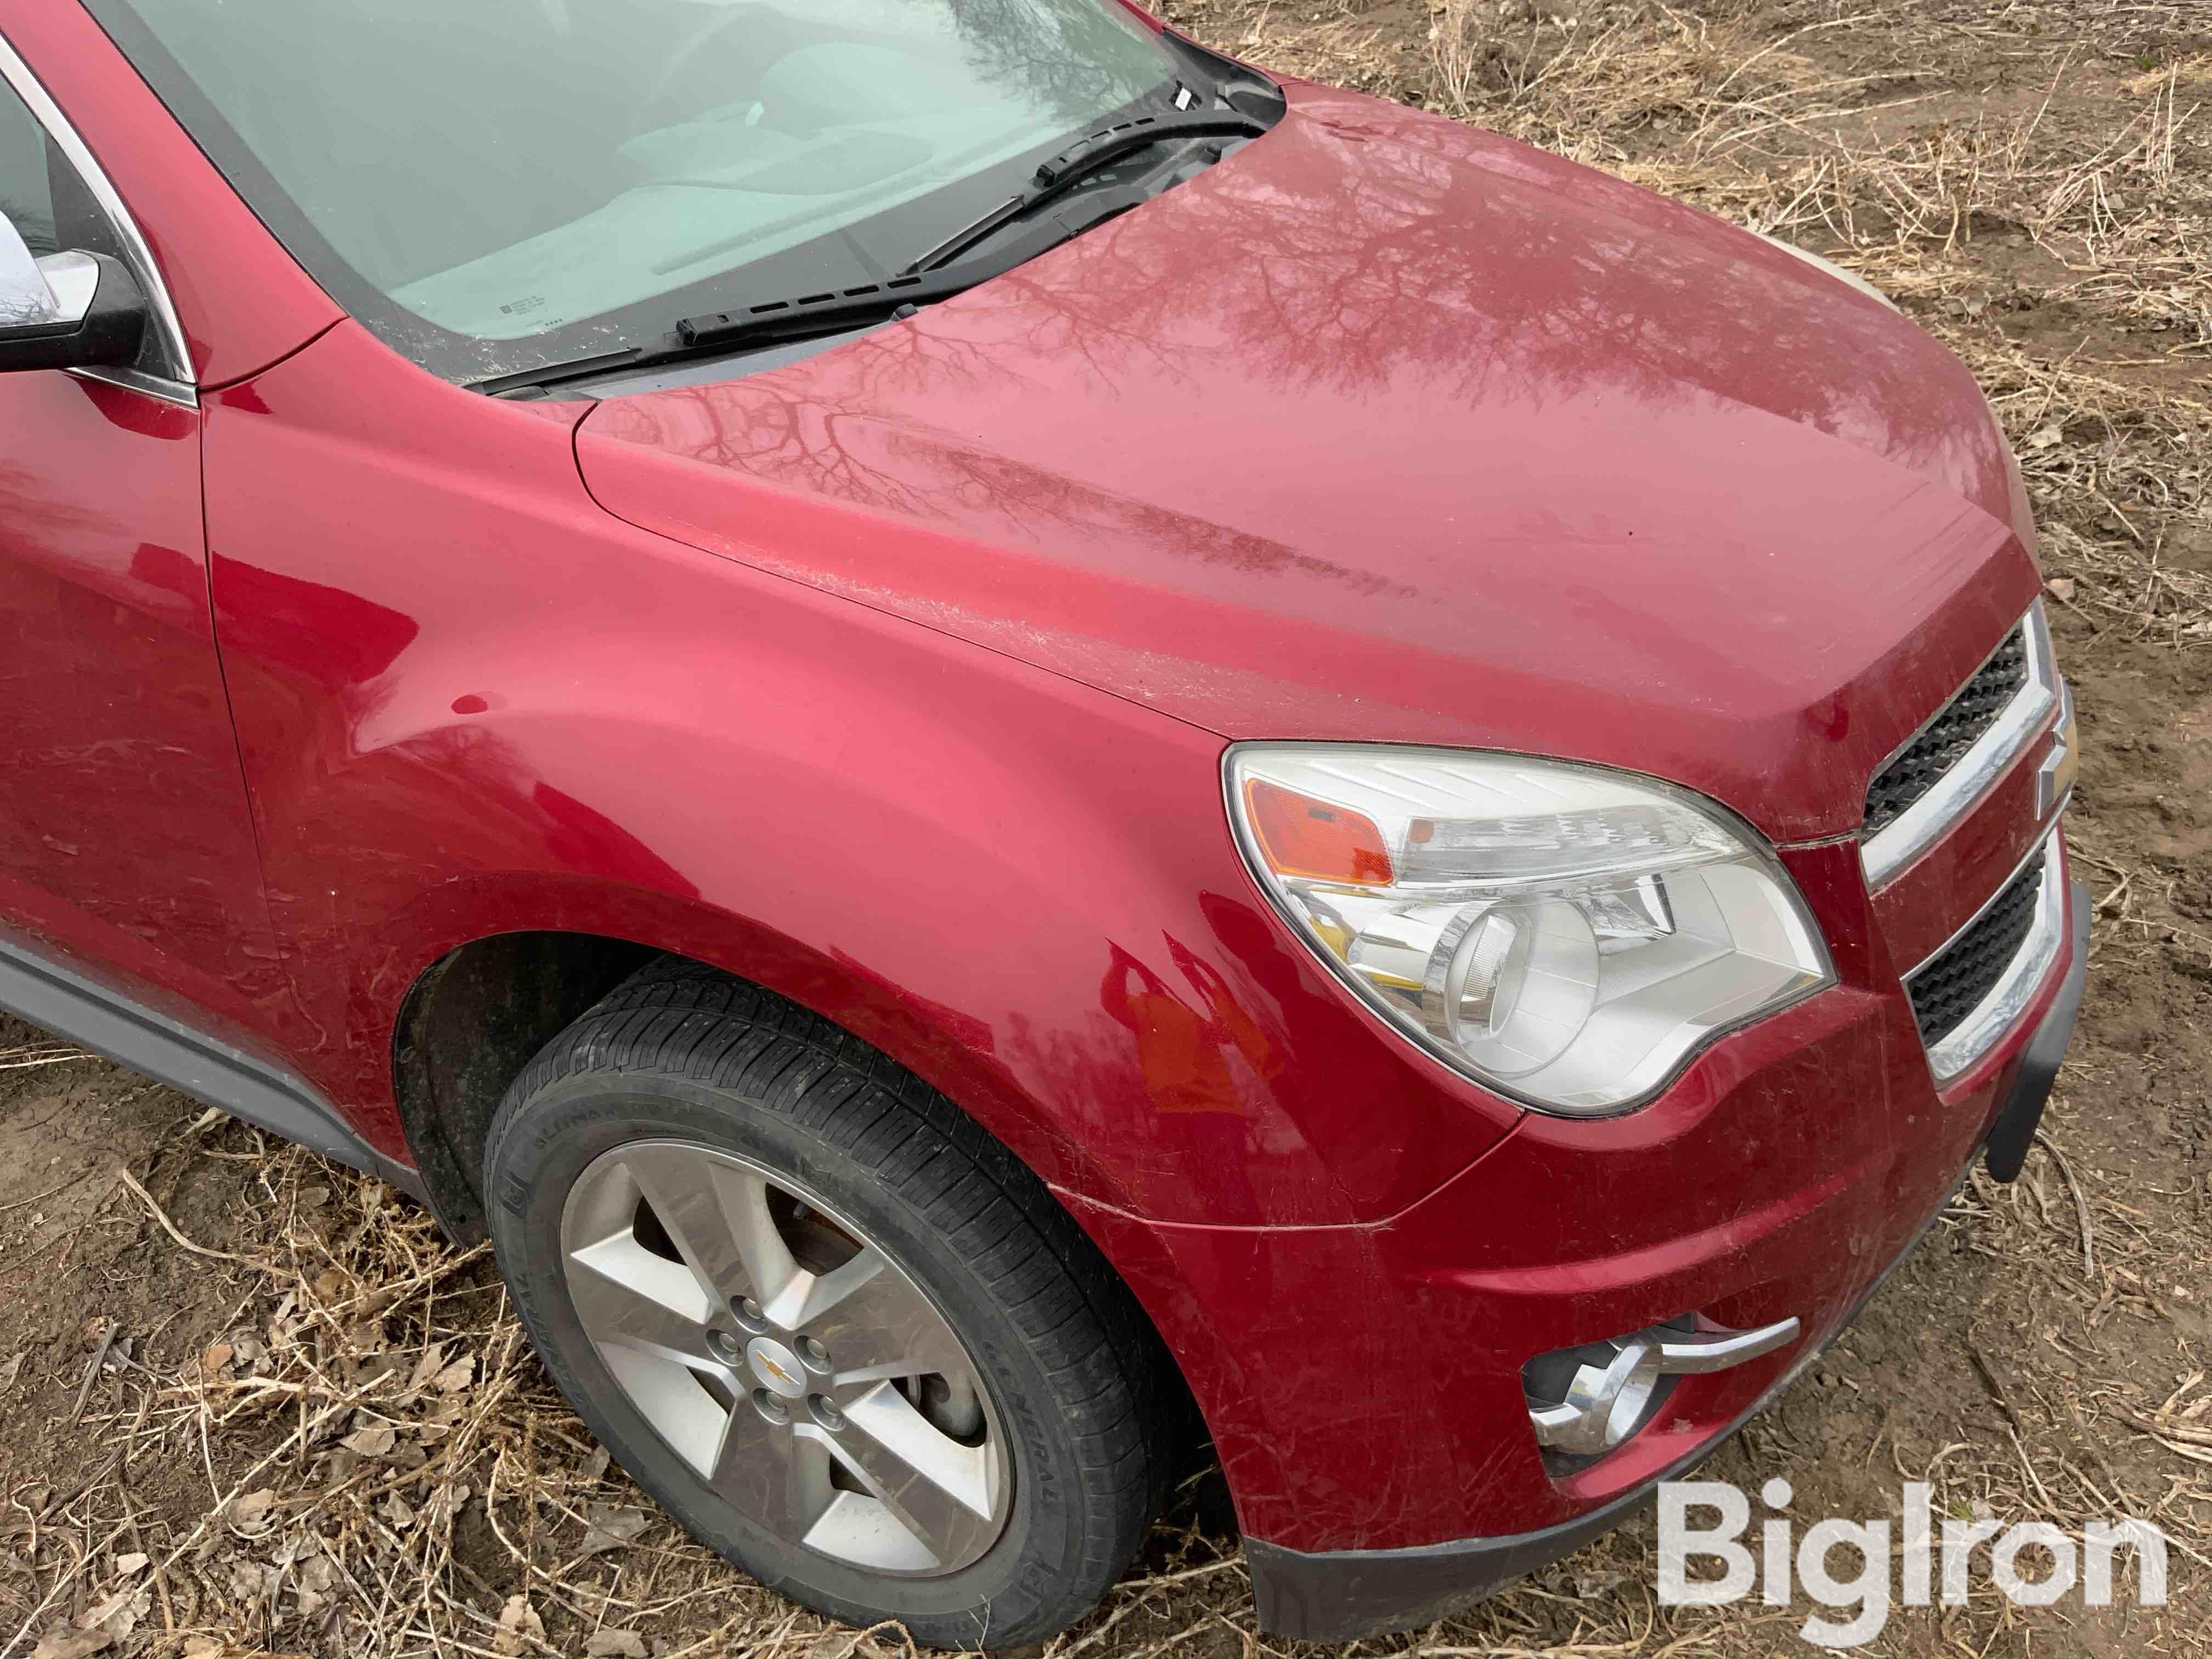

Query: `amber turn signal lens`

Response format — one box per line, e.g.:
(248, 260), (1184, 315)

(1243, 777), (1394, 885)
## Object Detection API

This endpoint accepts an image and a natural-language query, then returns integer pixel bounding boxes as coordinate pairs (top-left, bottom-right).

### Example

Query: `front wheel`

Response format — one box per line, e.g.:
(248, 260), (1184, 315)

(482, 962), (1171, 1646)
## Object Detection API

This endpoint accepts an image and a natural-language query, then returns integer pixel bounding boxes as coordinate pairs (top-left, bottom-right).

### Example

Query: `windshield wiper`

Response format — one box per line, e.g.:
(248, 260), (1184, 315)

(658, 114), (1265, 365)
(899, 107), (1271, 276)
(661, 216), (1073, 360)
(476, 215), (1080, 396)
(474, 107), (1274, 397)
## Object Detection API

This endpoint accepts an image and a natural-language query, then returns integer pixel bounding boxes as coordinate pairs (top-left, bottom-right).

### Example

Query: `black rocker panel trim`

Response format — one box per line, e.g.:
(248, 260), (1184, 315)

(0, 931), (422, 1198)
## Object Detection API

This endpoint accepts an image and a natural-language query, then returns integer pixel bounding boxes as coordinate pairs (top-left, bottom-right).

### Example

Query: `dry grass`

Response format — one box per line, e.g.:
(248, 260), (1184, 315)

(4, 2), (2211, 1655)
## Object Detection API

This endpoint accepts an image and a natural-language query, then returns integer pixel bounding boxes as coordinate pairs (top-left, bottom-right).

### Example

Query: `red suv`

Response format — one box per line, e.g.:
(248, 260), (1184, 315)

(0, 0), (2084, 1644)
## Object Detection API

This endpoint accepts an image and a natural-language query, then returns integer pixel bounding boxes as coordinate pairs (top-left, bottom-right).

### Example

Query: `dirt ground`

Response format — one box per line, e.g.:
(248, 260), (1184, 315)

(2, 2), (2209, 1656)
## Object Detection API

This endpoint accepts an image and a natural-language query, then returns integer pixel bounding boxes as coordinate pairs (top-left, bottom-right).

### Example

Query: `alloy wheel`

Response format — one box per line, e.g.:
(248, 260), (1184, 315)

(559, 1140), (1011, 1575)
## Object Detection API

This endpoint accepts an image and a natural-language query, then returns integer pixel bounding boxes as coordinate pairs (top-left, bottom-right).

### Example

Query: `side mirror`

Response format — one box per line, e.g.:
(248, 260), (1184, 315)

(0, 211), (146, 373)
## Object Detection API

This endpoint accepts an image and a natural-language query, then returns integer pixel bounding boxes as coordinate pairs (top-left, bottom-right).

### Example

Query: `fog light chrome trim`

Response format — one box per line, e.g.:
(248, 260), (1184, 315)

(1527, 1316), (1801, 1455)
(1528, 1338), (1662, 1456)
(1655, 1317), (1802, 1374)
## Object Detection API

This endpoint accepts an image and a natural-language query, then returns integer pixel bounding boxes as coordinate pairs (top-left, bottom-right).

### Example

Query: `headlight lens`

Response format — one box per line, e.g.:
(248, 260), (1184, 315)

(1226, 746), (1833, 1115)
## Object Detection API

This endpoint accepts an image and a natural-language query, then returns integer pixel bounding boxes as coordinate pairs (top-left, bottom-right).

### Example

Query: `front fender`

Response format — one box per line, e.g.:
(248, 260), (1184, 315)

(202, 323), (1515, 1229)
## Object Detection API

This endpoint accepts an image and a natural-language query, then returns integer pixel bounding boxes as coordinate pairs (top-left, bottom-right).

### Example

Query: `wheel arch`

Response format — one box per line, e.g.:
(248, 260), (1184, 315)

(389, 925), (1220, 1505)
(384, 912), (1136, 1245)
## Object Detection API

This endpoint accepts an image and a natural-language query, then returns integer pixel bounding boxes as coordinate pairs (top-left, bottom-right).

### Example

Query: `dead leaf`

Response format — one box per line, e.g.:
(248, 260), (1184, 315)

(379, 1492), (415, 1531)
(341, 1424), (396, 1457)
(423, 1483), (471, 1527)
(72, 1583), (146, 1641)
(584, 1633), (647, 1659)
(2046, 575), (2077, 602)
(111, 1553), (148, 1577)
(199, 1342), (234, 1379)
(228, 1489), (276, 1528)
(0, 1352), (24, 1395)
(404, 1341), (447, 1392)
(494, 1594), (545, 1657)
(433, 1356), (475, 1393)
(29, 1627), (111, 1659)
(578, 1504), (650, 1556)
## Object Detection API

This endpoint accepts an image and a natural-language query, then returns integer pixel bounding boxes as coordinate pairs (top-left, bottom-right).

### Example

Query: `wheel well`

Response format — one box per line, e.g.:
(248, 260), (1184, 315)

(391, 932), (1214, 1491)
(392, 930), (658, 1240)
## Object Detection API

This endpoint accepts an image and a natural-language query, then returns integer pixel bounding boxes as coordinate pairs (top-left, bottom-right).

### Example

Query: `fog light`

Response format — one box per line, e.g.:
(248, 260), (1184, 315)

(1524, 1316), (1802, 1457)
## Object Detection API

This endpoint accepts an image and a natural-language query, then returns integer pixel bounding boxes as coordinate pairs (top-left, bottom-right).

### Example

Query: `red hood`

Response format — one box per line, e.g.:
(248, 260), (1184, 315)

(578, 82), (2040, 843)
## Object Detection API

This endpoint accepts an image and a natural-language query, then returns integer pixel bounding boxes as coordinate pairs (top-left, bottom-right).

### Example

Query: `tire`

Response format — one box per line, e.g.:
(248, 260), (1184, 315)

(482, 959), (1171, 1647)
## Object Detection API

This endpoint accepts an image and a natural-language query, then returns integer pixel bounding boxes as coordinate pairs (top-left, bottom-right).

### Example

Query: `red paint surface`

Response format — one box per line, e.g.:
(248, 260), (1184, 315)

(0, 8), (2072, 1560)
(0, 373), (284, 1050)
(579, 82), (2041, 847)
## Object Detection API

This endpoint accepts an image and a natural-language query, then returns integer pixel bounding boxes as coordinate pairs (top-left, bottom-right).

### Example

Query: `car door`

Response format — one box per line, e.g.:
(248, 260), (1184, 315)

(0, 40), (282, 1037)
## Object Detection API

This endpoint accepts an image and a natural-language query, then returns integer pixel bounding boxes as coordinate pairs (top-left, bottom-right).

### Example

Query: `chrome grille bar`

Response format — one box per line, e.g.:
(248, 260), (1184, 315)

(1860, 602), (2060, 888)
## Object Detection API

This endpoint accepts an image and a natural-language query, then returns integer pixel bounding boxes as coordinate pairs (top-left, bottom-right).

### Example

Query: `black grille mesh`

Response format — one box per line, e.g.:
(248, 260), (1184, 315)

(1908, 851), (2044, 1046)
(1864, 628), (2029, 836)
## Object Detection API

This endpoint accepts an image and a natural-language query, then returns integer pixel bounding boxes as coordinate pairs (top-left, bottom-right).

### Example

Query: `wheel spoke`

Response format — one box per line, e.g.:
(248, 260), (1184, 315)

(710, 1406), (833, 1541)
(617, 1143), (800, 1312)
(567, 1234), (717, 1366)
(795, 1248), (968, 1387)
(832, 1381), (1000, 1568)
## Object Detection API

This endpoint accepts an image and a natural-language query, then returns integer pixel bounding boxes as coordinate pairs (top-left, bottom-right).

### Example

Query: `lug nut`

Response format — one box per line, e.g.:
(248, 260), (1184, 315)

(752, 1388), (789, 1425)
(798, 1336), (831, 1372)
(731, 1296), (766, 1330)
(809, 1394), (845, 1431)
(707, 1329), (745, 1365)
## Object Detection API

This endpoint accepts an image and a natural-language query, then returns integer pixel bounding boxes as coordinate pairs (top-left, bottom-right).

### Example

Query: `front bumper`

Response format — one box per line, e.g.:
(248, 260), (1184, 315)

(1242, 880), (2092, 1641)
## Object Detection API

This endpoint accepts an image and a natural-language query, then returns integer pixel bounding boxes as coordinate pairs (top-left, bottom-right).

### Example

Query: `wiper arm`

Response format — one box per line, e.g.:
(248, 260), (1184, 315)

(475, 216), (1077, 395)
(900, 107), (1271, 276)
(472, 108), (1273, 397)
(659, 117), (1262, 363)
(664, 224), (1050, 358)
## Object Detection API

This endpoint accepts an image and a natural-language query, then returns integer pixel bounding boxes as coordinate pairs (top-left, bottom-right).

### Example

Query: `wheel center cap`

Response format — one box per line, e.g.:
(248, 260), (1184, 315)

(746, 1336), (807, 1398)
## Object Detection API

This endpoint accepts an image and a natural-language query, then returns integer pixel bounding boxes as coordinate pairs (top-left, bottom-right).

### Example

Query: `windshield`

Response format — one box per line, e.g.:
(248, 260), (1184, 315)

(86, 0), (1181, 382)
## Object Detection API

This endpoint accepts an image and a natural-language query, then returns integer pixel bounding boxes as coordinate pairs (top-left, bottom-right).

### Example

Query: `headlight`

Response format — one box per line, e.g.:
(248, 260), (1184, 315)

(1225, 746), (1833, 1115)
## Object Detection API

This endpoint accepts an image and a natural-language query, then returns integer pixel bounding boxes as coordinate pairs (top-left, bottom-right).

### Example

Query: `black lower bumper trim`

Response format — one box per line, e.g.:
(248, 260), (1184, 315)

(1246, 1378), (1767, 1643)
(1247, 893), (2093, 1640)
(1984, 881), (2090, 1181)
(1245, 1478), (1659, 1642)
